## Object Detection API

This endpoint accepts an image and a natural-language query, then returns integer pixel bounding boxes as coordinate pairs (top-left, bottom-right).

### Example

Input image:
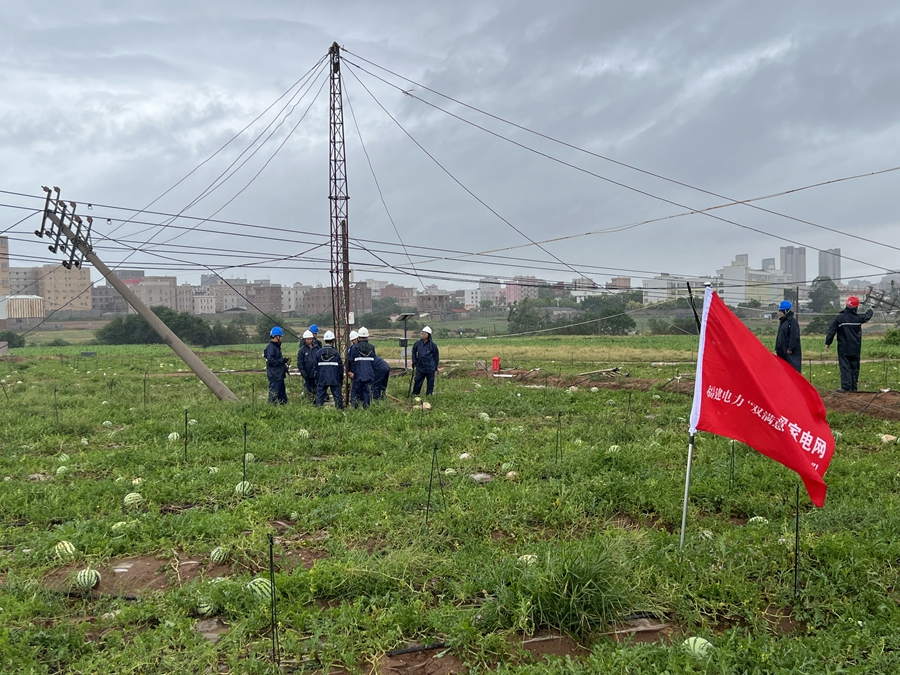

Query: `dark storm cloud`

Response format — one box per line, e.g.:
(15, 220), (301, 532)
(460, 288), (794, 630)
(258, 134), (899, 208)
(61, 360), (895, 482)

(0, 0), (897, 288)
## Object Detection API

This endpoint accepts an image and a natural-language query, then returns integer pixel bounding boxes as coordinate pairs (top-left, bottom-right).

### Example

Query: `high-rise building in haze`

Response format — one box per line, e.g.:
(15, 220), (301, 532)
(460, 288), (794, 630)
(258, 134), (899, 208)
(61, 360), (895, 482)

(818, 248), (841, 282)
(780, 246), (806, 285)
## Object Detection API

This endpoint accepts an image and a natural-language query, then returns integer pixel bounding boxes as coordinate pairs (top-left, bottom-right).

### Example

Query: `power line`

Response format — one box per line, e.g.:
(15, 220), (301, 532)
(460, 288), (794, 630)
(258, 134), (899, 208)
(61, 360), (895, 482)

(342, 48), (900, 256)
(343, 62), (605, 291)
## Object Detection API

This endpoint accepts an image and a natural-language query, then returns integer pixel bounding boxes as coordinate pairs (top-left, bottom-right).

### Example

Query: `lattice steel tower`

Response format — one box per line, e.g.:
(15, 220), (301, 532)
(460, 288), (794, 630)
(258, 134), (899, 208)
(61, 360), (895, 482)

(328, 42), (351, 403)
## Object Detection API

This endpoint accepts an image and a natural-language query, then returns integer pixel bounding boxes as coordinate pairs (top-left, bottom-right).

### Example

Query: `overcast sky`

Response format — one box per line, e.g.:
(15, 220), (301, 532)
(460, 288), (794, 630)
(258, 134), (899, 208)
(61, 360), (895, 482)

(1, 1), (898, 292)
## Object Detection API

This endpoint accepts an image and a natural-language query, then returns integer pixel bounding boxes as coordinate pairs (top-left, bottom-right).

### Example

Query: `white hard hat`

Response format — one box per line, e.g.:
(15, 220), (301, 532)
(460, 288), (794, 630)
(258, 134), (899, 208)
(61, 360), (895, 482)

(422, 326), (432, 334)
(323, 330), (335, 341)
(302, 330), (314, 339)
(357, 327), (369, 338)
(349, 330), (359, 341)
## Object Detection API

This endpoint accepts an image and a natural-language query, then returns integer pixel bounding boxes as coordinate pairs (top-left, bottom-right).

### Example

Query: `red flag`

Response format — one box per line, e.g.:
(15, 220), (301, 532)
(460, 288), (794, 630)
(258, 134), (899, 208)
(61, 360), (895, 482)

(690, 288), (835, 506)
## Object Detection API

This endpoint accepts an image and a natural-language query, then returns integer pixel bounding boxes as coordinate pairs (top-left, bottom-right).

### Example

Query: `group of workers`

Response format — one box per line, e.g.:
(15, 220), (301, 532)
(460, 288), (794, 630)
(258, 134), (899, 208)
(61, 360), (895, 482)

(775, 295), (874, 392)
(263, 324), (440, 408)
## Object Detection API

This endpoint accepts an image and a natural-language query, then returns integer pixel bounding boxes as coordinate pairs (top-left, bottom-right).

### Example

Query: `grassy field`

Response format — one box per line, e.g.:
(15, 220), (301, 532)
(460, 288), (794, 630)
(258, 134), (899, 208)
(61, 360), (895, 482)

(1, 336), (899, 673)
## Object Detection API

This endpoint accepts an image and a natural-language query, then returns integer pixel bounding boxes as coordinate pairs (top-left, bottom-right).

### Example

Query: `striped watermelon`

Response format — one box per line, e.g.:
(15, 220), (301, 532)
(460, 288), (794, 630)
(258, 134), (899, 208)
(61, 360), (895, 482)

(247, 577), (273, 602)
(55, 540), (76, 558)
(75, 568), (101, 591)
(234, 481), (253, 496)
(210, 546), (228, 564)
(123, 492), (143, 508)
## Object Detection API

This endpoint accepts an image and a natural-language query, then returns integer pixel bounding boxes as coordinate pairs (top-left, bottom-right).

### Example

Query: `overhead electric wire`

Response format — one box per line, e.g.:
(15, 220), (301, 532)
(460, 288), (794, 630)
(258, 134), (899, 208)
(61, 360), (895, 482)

(343, 63), (605, 290)
(342, 58), (899, 274)
(103, 53), (329, 241)
(344, 80), (425, 290)
(343, 48), (900, 256)
(146, 59), (330, 248)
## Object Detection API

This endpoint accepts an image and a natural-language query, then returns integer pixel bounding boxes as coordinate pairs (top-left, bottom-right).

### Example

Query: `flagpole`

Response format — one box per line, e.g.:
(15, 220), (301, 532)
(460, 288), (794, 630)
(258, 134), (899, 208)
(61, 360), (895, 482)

(679, 433), (695, 549)
(680, 283), (705, 550)
(794, 484), (801, 598)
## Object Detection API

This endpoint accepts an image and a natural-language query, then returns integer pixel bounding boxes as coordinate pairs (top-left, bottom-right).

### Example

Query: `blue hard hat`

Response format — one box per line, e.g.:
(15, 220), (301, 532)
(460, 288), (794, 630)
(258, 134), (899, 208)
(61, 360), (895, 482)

(779, 300), (792, 311)
(270, 326), (283, 337)
(309, 324), (319, 334)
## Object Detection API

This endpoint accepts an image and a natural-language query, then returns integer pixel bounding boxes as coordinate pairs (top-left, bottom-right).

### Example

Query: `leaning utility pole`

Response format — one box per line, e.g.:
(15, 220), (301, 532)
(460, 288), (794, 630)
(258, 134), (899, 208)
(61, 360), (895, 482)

(36, 186), (239, 402)
(328, 42), (352, 404)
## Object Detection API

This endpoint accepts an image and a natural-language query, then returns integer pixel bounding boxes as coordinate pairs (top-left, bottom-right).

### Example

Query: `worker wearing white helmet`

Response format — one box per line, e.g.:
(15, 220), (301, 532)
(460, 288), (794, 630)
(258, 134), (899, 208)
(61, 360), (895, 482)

(412, 326), (439, 397)
(347, 326), (377, 408)
(315, 330), (344, 409)
(297, 329), (320, 401)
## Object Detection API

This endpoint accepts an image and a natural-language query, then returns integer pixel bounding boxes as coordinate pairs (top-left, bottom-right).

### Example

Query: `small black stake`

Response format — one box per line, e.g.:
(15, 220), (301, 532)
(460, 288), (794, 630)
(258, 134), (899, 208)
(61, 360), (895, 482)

(267, 533), (279, 667)
(794, 485), (801, 599)
(183, 410), (188, 463)
(243, 422), (248, 485)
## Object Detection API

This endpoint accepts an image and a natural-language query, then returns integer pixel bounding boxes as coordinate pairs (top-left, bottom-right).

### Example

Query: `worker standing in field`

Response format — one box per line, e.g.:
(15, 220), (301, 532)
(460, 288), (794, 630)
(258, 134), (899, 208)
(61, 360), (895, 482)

(297, 330), (319, 401)
(315, 330), (344, 409)
(347, 326), (376, 408)
(308, 324), (323, 349)
(825, 296), (874, 392)
(775, 300), (802, 373)
(411, 326), (439, 396)
(264, 327), (290, 405)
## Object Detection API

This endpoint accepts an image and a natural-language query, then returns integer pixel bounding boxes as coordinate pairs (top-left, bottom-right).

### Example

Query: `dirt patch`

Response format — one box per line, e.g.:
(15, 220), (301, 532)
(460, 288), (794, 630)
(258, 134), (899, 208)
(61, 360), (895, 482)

(195, 617), (229, 643)
(763, 605), (805, 634)
(45, 554), (232, 596)
(517, 632), (590, 659)
(819, 388), (900, 421)
(46, 556), (168, 597)
(377, 646), (463, 675)
(606, 618), (678, 645)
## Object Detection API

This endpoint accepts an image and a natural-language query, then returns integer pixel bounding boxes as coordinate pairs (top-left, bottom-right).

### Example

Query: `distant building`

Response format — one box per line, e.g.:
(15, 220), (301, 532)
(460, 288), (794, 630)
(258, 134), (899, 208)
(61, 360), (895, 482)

(8, 266), (40, 296)
(282, 283), (313, 314)
(505, 276), (542, 304)
(300, 282), (371, 320)
(780, 246), (806, 285)
(124, 276), (178, 312)
(818, 248), (841, 282)
(761, 258), (776, 271)
(0, 236), (10, 297)
(642, 273), (719, 305)
(717, 259), (792, 306)
(92, 284), (129, 314)
(416, 292), (450, 313)
(245, 283), (284, 316)
(605, 277), (632, 290)
(478, 278), (502, 305)
(380, 284), (416, 306)
(734, 254), (749, 266)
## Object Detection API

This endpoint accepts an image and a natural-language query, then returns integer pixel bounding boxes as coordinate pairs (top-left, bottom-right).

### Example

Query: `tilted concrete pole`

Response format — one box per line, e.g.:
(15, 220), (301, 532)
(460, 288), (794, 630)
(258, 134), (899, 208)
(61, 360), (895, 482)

(46, 211), (239, 402)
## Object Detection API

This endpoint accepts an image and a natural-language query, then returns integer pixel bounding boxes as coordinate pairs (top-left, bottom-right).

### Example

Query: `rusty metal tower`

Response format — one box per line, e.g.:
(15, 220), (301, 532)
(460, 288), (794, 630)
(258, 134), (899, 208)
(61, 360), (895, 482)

(328, 42), (352, 403)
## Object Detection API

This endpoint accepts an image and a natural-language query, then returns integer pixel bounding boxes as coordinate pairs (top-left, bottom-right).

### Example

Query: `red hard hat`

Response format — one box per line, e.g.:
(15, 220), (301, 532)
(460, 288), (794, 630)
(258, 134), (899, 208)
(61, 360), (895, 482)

(846, 296), (859, 308)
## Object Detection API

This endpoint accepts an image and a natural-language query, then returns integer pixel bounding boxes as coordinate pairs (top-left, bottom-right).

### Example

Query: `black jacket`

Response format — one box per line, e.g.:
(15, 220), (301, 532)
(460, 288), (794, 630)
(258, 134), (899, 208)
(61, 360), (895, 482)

(775, 310), (802, 372)
(315, 345), (343, 386)
(412, 338), (439, 373)
(825, 307), (874, 356)
(348, 340), (377, 381)
(264, 340), (288, 382)
(297, 342), (319, 379)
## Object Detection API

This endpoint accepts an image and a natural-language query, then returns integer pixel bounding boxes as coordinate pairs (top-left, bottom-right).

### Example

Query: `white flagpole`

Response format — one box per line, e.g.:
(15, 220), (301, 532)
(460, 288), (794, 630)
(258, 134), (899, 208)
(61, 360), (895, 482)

(679, 433), (695, 549)
(681, 285), (712, 549)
